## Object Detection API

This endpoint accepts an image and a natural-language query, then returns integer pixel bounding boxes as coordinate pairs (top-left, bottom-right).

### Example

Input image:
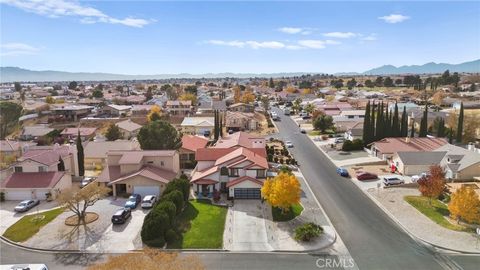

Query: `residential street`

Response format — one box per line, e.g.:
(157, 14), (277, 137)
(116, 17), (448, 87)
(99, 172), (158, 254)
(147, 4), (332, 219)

(271, 107), (479, 270)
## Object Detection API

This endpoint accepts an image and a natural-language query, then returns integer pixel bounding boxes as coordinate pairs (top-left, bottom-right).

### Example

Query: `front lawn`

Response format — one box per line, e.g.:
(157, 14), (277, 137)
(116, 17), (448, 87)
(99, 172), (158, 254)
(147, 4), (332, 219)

(168, 199), (227, 249)
(3, 207), (64, 242)
(272, 203), (303, 222)
(308, 130), (321, 136)
(404, 196), (467, 231)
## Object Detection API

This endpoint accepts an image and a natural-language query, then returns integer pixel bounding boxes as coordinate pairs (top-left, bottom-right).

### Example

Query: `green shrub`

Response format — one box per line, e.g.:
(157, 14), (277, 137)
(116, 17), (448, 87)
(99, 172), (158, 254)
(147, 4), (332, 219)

(165, 229), (178, 244)
(141, 210), (170, 243)
(161, 190), (184, 214)
(294, 222), (323, 242)
(273, 157), (278, 163)
(163, 178), (190, 201)
(144, 237), (166, 248)
(279, 159), (284, 164)
(0, 192), (5, 202)
(342, 139), (364, 151)
(154, 201), (177, 225)
(267, 154), (273, 162)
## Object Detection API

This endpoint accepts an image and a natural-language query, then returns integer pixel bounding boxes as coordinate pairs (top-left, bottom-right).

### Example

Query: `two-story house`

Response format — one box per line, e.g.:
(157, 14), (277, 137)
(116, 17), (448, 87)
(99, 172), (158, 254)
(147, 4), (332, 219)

(0, 145), (76, 200)
(97, 150), (180, 197)
(165, 100), (193, 116)
(190, 132), (268, 199)
(225, 111), (259, 132)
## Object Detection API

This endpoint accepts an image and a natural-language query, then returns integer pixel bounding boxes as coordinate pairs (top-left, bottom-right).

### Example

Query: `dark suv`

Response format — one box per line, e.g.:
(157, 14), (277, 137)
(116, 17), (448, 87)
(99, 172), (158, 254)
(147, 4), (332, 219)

(111, 208), (131, 224)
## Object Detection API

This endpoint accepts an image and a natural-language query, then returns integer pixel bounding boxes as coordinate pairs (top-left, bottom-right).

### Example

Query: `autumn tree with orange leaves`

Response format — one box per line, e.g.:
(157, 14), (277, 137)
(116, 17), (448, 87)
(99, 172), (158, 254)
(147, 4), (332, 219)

(88, 248), (204, 270)
(261, 172), (301, 214)
(240, 91), (255, 104)
(147, 105), (163, 122)
(417, 165), (446, 204)
(448, 186), (480, 224)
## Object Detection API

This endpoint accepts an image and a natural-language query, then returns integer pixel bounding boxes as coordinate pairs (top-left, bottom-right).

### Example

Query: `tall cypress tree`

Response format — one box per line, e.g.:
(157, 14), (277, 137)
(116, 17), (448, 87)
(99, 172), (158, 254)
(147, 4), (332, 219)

(456, 102), (464, 143)
(437, 118), (445, 138)
(370, 102), (376, 142)
(410, 120), (415, 138)
(400, 106), (407, 137)
(419, 104), (428, 137)
(375, 102), (382, 140)
(213, 110), (219, 141)
(76, 131), (84, 176)
(392, 102), (400, 137)
(363, 101), (371, 145)
(219, 112), (223, 138)
(383, 103), (389, 138)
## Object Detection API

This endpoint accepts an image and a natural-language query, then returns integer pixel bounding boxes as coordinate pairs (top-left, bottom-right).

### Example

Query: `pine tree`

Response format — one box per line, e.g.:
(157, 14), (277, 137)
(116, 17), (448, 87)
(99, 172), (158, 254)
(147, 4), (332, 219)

(419, 104), (428, 137)
(76, 131), (84, 176)
(392, 102), (400, 137)
(456, 102), (464, 143)
(363, 101), (371, 145)
(400, 106), (407, 137)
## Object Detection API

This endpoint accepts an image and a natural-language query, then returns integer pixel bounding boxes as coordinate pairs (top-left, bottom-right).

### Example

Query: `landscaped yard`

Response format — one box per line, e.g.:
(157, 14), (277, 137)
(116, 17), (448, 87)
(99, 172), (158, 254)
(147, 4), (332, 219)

(168, 199), (227, 249)
(404, 196), (468, 232)
(272, 203), (303, 222)
(3, 207), (64, 242)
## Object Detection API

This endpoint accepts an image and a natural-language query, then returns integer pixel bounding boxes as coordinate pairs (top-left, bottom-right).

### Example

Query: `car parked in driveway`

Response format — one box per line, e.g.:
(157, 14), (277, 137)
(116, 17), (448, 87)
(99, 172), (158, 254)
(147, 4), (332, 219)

(334, 137), (345, 144)
(124, 194), (141, 209)
(285, 141), (293, 148)
(14, 200), (39, 212)
(141, 195), (156, 209)
(383, 176), (405, 186)
(111, 208), (131, 224)
(356, 171), (378, 181)
(336, 167), (349, 177)
(80, 177), (94, 188)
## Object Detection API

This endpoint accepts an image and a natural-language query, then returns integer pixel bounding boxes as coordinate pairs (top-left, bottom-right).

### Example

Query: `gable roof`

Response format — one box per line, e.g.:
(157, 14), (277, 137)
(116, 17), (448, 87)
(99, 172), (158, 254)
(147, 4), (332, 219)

(181, 117), (214, 127)
(61, 128), (97, 136)
(196, 147), (266, 161)
(213, 131), (265, 149)
(1, 172), (65, 188)
(115, 119), (142, 132)
(371, 137), (448, 154)
(84, 140), (140, 159)
(20, 145), (72, 166)
(435, 144), (480, 172)
(226, 176), (263, 188)
(181, 135), (209, 152)
(108, 166), (177, 185)
(396, 151), (447, 165)
(109, 150), (177, 165)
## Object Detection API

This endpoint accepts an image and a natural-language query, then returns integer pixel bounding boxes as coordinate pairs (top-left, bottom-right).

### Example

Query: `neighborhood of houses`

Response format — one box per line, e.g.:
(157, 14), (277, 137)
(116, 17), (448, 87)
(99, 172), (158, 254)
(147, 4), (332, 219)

(0, 72), (479, 254)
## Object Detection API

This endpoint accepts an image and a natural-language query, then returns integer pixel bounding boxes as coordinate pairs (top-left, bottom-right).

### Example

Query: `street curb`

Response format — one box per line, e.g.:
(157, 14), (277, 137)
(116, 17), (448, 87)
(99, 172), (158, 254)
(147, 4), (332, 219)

(306, 134), (480, 255)
(363, 190), (480, 255)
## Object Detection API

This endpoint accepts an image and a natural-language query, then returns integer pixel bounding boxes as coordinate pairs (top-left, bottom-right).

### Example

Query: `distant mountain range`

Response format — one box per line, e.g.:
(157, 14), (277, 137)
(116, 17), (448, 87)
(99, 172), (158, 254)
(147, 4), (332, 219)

(1, 59), (479, 82)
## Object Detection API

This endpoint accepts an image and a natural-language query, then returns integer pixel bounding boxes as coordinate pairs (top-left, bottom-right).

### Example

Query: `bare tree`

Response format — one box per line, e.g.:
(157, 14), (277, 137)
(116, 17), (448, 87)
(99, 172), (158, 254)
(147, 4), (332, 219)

(57, 184), (110, 225)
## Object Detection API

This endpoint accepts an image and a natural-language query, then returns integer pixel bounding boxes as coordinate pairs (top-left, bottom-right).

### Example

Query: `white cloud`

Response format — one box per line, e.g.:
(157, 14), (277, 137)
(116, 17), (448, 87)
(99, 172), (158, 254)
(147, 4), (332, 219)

(361, 34), (377, 41)
(278, 27), (313, 35)
(378, 14), (410, 24)
(0, 42), (41, 56)
(323, 32), (357, 38)
(205, 38), (340, 50)
(1, 0), (153, 27)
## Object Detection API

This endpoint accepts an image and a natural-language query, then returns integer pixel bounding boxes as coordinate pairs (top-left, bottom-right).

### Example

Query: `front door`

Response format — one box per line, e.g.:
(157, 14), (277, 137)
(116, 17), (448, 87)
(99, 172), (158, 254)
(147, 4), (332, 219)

(201, 184), (209, 194)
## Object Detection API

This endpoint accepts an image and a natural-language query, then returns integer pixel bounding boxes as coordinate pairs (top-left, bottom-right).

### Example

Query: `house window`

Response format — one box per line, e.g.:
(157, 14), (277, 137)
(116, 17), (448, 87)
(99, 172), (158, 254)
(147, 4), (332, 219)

(160, 161), (164, 166)
(229, 168), (239, 177)
(14, 166), (23, 172)
(256, 169), (266, 178)
(147, 161), (154, 164)
(180, 154), (189, 160)
(347, 115), (354, 119)
(39, 166), (48, 172)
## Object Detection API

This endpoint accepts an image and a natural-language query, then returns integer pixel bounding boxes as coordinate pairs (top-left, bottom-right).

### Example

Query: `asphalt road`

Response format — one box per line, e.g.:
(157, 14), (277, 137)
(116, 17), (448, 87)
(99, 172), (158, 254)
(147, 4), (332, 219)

(271, 108), (479, 270)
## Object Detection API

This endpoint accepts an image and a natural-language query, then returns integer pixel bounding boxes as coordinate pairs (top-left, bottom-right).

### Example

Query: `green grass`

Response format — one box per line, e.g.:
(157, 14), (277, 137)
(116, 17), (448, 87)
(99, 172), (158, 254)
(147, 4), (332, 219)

(308, 130), (321, 136)
(272, 203), (304, 222)
(3, 207), (64, 242)
(168, 199), (227, 249)
(404, 196), (468, 232)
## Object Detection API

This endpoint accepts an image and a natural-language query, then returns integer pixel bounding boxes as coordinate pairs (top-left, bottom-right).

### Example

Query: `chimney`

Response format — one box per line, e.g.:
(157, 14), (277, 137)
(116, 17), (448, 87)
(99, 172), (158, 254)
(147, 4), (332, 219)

(405, 137), (410, 144)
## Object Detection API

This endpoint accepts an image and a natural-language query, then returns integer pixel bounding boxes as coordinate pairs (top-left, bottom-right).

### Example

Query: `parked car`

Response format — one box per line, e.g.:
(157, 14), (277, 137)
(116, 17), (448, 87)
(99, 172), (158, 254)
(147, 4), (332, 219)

(356, 171), (378, 181)
(285, 141), (294, 148)
(1, 264), (49, 270)
(111, 208), (131, 224)
(336, 168), (349, 177)
(300, 129), (306, 134)
(14, 200), (39, 212)
(334, 137), (345, 144)
(383, 176), (405, 186)
(411, 172), (430, 183)
(141, 195), (157, 209)
(124, 194), (142, 209)
(80, 177), (94, 188)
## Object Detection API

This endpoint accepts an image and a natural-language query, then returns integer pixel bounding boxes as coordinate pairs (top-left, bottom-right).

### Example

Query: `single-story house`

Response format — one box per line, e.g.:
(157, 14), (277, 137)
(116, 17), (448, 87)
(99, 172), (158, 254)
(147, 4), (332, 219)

(0, 172), (72, 200)
(61, 127), (97, 142)
(369, 137), (448, 160)
(180, 117), (215, 136)
(115, 119), (142, 139)
(20, 125), (54, 141)
(392, 151), (447, 176)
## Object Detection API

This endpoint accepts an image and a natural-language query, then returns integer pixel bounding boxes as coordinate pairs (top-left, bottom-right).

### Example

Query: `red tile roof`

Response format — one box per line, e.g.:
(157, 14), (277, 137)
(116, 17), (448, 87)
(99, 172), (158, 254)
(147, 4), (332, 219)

(372, 137), (448, 154)
(213, 131), (265, 149)
(194, 179), (218, 185)
(226, 176), (263, 188)
(196, 147), (266, 161)
(20, 145), (71, 166)
(181, 135), (209, 152)
(1, 172), (65, 188)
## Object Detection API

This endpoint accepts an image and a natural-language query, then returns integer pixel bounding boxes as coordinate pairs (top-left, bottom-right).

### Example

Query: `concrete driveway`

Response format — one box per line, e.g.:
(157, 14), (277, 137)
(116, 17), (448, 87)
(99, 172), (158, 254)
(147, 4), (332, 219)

(229, 200), (272, 251)
(0, 200), (59, 235)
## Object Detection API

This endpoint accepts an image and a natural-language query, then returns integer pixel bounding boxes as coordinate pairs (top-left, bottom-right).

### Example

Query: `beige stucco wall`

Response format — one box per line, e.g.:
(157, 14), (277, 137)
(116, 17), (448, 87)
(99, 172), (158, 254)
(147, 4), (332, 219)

(114, 175), (166, 195)
(457, 163), (480, 180)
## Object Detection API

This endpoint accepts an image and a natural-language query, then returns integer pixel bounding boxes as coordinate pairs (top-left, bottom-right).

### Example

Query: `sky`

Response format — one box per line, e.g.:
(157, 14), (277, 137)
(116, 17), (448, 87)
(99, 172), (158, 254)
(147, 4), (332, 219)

(1, 0), (479, 74)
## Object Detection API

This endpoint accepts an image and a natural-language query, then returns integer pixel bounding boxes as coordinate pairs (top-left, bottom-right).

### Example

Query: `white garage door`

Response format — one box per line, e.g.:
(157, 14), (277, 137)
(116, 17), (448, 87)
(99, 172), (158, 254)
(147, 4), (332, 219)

(133, 186), (160, 198)
(5, 190), (32, 201)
